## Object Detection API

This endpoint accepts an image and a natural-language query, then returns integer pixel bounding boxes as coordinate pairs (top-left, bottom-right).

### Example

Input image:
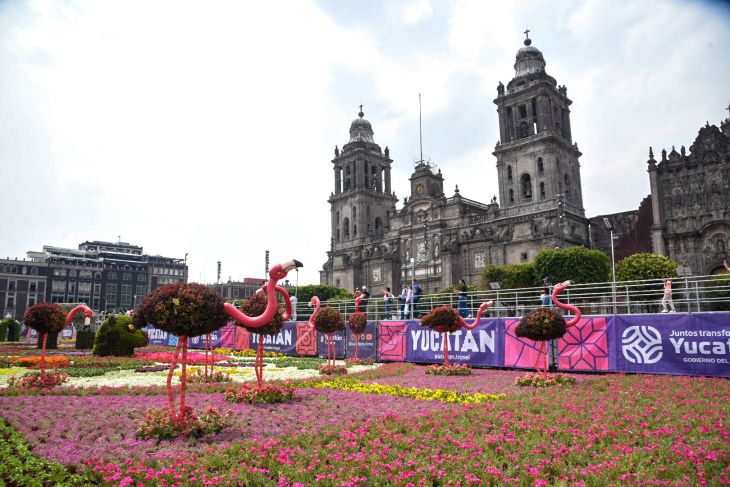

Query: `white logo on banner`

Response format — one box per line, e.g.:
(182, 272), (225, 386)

(622, 325), (663, 364)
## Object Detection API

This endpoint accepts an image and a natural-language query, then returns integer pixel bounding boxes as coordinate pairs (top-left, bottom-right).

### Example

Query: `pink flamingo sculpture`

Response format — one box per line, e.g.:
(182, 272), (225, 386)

(65, 305), (93, 327)
(551, 280), (581, 327)
(517, 280), (581, 378)
(447, 301), (492, 367)
(223, 260), (302, 387)
(349, 294), (367, 360)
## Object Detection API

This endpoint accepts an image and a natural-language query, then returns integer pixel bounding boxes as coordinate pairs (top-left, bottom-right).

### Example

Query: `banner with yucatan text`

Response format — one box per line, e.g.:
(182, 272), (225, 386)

(612, 313), (730, 378)
(407, 318), (504, 366)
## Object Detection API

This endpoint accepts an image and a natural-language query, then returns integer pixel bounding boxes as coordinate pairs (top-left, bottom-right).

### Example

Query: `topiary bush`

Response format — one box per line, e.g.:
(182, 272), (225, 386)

(420, 306), (463, 333)
(93, 314), (149, 357)
(6, 318), (20, 341)
(36, 331), (59, 350)
(239, 291), (285, 336)
(0, 318), (9, 341)
(23, 302), (66, 381)
(313, 306), (345, 334)
(515, 308), (567, 341)
(75, 329), (96, 349)
(348, 312), (367, 334)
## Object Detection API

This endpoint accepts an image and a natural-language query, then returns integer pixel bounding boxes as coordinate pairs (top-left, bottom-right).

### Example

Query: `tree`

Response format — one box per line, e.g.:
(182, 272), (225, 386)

(294, 284), (353, 306)
(480, 263), (537, 289)
(615, 253), (679, 282)
(535, 247), (610, 285)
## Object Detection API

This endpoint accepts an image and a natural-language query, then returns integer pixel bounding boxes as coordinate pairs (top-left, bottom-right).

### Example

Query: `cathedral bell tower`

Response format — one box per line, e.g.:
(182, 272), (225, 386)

(322, 108), (398, 290)
(493, 33), (585, 218)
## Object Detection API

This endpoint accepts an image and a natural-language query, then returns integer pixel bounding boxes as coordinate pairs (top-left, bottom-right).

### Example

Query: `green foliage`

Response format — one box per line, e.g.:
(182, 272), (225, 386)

(0, 318), (9, 341)
(238, 291), (284, 336)
(0, 419), (96, 486)
(702, 274), (730, 311)
(615, 253), (679, 282)
(515, 308), (567, 341)
(420, 306), (462, 333)
(36, 331), (59, 350)
(436, 283), (480, 294)
(5, 318), (20, 341)
(75, 329), (95, 349)
(480, 263), (538, 290)
(295, 284), (354, 304)
(134, 282), (228, 337)
(93, 315), (149, 357)
(534, 246), (611, 285)
(23, 302), (66, 334)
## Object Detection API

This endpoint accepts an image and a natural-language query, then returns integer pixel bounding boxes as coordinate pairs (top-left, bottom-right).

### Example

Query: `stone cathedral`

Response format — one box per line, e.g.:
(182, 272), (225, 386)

(320, 35), (591, 293)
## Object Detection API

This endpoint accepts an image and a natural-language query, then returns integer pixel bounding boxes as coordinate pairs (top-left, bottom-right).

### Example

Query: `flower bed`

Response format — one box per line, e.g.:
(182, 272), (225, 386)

(8, 370), (69, 388)
(132, 352), (229, 364)
(515, 372), (577, 387)
(318, 364), (348, 375)
(11, 355), (71, 368)
(225, 383), (294, 404)
(425, 363), (472, 376)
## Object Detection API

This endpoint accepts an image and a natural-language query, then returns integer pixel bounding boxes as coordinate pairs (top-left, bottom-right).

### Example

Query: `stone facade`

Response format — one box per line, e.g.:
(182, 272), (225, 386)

(590, 196), (653, 262)
(647, 118), (730, 275)
(320, 37), (590, 293)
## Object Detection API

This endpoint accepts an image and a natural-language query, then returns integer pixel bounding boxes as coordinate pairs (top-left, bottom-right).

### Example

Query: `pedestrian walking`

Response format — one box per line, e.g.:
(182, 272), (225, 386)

(383, 287), (394, 319)
(540, 288), (551, 308)
(661, 279), (676, 313)
(457, 279), (469, 318)
(401, 285), (413, 319)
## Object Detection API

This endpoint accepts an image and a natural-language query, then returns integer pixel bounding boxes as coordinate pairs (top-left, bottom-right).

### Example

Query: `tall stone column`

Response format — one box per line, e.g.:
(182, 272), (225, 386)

(647, 162), (666, 255)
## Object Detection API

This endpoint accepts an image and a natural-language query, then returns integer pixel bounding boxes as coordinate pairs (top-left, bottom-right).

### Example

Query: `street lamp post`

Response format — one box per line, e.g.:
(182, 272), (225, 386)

(603, 218), (617, 315)
(410, 257), (415, 320)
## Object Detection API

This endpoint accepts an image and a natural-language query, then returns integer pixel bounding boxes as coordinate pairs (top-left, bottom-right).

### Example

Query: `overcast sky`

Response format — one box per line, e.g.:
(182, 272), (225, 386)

(1, 0), (729, 286)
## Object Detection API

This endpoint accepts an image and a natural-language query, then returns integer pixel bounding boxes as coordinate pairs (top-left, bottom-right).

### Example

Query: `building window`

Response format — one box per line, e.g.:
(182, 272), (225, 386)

(107, 271), (117, 280)
(564, 174), (571, 197)
(509, 189), (514, 203)
(6, 296), (14, 308)
(521, 174), (533, 199)
(540, 182), (545, 198)
(135, 285), (147, 295)
(107, 283), (117, 293)
(54, 269), (66, 277)
(94, 283), (101, 294)
(537, 157), (544, 173)
(52, 280), (66, 292)
(8, 281), (15, 291)
(123, 272), (132, 281)
(29, 282), (37, 292)
(78, 282), (92, 293)
(94, 271), (101, 279)
(343, 218), (350, 239)
(521, 252), (528, 262)
(137, 274), (147, 282)
(507, 165), (513, 181)
(28, 296), (36, 307)
(31, 267), (38, 276)
(79, 270), (92, 279)
(518, 105), (527, 118)
(69, 270), (77, 278)
(354, 225), (357, 237)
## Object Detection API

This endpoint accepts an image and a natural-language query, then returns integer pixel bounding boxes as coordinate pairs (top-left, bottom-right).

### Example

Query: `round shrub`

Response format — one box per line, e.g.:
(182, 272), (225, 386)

(348, 312), (367, 334)
(515, 308), (567, 341)
(93, 315), (149, 357)
(420, 306), (462, 333)
(134, 282), (227, 337)
(313, 306), (344, 334)
(238, 291), (284, 336)
(23, 302), (66, 335)
(6, 318), (20, 341)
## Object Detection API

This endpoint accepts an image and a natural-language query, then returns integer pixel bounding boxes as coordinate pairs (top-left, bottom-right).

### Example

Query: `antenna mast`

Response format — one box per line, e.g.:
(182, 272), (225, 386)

(419, 93), (423, 163)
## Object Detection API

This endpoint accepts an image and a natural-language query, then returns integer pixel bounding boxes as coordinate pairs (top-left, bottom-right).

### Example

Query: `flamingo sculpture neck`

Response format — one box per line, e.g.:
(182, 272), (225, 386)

(308, 296), (321, 326)
(272, 285), (293, 321)
(224, 259), (302, 328)
(461, 301), (493, 330)
(354, 294), (362, 313)
(66, 305), (93, 326)
(552, 280), (581, 327)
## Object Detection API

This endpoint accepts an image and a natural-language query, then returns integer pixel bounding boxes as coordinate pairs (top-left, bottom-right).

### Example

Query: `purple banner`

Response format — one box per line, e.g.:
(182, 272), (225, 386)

(317, 329), (347, 359)
(612, 313), (730, 377)
(250, 322), (298, 355)
(407, 318), (503, 366)
(345, 321), (377, 360)
(145, 325), (171, 346)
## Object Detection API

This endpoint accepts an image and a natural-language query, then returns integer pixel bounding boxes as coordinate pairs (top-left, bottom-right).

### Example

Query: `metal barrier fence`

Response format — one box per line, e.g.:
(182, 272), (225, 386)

(290, 274), (730, 322)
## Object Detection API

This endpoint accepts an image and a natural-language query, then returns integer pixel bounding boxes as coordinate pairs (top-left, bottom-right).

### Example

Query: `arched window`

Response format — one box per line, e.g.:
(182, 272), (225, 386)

(509, 189), (514, 203)
(31, 267), (38, 276)
(540, 182), (545, 197)
(69, 269), (77, 278)
(537, 157), (544, 173)
(354, 225), (357, 237)
(521, 174), (532, 199)
(343, 218), (350, 239)
(507, 165), (513, 181)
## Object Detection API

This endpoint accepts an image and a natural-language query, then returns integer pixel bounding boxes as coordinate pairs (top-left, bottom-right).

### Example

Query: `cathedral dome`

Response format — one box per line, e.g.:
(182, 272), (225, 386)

(349, 108), (374, 143)
(514, 37), (546, 77)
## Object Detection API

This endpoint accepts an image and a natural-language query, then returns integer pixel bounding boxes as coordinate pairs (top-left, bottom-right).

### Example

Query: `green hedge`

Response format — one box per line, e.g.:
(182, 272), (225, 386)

(93, 315), (149, 357)
(75, 329), (95, 349)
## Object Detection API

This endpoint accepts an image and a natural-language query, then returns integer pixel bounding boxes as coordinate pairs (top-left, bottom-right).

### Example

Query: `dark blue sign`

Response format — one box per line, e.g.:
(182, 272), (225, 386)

(317, 329), (347, 359)
(407, 318), (504, 366)
(612, 313), (730, 377)
(345, 321), (377, 360)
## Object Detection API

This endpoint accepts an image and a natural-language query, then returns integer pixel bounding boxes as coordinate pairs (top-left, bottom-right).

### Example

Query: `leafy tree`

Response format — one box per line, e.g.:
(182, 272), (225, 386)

(293, 284), (353, 305)
(615, 253), (678, 282)
(535, 247), (610, 285)
(436, 283), (480, 294)
(480, 263), (538, 290)
(702, 274), (730, 311)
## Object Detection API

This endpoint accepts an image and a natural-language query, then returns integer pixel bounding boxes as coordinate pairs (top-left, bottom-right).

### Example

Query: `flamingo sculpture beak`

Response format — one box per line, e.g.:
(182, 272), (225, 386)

(486, 300), (494, 307)
(283, 259), (303, 273)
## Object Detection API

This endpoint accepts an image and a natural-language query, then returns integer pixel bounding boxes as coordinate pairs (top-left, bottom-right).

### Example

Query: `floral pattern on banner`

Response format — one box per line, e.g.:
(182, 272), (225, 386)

(557, 317), (609, 371)
(378, 321), (408, 361)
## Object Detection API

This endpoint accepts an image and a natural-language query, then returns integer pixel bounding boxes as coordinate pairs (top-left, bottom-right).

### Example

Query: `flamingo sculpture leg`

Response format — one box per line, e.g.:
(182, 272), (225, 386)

(552, 281), (581, 327)
(224, 260), (302, 328)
